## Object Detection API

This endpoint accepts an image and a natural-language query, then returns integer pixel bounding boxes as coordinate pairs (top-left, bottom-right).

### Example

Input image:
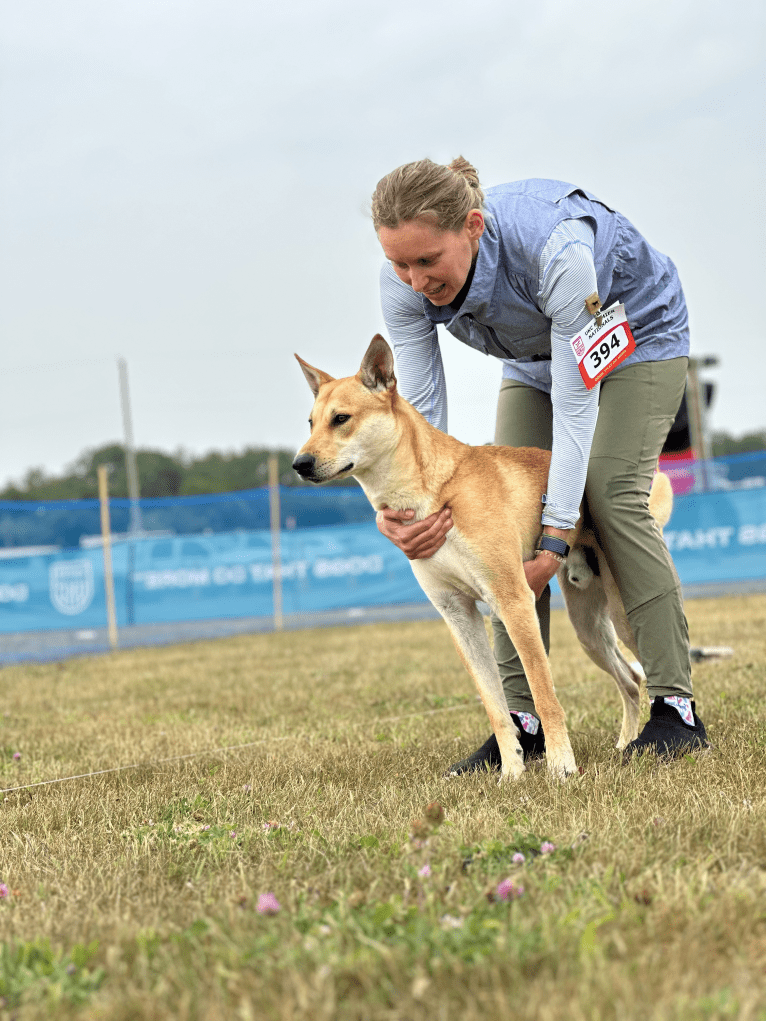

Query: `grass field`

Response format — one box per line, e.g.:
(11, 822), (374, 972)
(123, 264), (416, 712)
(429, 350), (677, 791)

(0, 593), (765, 1020)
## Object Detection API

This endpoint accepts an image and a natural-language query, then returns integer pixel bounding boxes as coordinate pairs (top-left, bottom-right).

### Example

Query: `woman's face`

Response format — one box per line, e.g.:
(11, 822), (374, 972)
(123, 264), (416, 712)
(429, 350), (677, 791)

(378, 211), (484, 306)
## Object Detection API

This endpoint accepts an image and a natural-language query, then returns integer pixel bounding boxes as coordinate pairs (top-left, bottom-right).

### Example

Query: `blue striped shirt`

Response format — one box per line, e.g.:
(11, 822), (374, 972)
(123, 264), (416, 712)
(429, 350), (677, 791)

(380, 219), (599, 529)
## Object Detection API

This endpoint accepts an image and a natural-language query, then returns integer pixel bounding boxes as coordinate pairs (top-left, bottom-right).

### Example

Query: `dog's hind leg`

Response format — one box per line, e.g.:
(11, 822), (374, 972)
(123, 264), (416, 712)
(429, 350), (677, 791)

(426, 588), (526, 781)
(490, 583), (577, 779)
(559, 570), (642, 750)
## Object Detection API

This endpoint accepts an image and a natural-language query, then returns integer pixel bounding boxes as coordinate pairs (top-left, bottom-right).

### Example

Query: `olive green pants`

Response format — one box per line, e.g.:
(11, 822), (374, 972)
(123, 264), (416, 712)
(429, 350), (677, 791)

(491, 357), (693, 717)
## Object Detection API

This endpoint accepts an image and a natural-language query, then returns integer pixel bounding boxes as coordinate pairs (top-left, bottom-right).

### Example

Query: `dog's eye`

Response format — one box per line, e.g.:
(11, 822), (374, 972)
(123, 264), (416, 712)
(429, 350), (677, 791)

(332, 414), (351, 426)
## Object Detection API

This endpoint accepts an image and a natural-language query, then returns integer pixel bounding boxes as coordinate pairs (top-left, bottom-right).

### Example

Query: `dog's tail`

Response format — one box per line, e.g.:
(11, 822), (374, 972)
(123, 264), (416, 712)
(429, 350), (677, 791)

(565, 544), (596, 590)
(565, 469), (674, 592)
(649, 470), (673, 532)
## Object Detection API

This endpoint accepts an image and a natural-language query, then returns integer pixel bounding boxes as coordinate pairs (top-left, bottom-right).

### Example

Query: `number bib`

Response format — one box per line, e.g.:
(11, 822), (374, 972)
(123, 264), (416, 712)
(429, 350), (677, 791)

(570, 301), (636, 389)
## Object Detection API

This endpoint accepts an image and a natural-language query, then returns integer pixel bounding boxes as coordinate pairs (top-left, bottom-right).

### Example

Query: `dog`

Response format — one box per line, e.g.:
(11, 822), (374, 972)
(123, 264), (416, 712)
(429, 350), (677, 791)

(292, 336), (673, 780)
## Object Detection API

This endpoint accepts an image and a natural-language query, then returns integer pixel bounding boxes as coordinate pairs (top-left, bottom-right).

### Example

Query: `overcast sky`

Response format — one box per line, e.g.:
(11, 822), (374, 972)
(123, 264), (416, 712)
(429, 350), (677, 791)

(1, 0), (764, 489)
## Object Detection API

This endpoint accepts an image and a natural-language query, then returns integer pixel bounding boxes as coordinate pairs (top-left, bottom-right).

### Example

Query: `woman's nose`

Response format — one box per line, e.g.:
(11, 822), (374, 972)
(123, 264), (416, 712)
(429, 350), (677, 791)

(410, 267), (428, 292)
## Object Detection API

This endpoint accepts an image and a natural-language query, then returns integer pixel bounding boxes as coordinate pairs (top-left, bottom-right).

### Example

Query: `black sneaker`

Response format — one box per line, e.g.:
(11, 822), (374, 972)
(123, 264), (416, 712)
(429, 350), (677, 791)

(624, 698), (710, 760)
(446, 714), (546, 776)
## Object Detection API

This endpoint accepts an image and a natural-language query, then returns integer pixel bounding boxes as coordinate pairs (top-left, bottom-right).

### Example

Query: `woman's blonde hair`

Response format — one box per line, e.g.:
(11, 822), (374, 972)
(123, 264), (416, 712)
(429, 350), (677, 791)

(371, 157), (485, 234)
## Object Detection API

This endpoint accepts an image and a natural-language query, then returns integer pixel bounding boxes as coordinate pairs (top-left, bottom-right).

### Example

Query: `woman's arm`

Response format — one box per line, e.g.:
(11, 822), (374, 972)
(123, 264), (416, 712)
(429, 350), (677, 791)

(538, 220), (602, 532)
(520, 222), (601, 598)
(380, 262), (448, 432)
(378, 262), (453, 558)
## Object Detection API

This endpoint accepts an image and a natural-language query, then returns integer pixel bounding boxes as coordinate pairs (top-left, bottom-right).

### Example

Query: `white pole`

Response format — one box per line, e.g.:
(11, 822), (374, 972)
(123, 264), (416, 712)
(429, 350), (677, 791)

(268, 454), (283, 631)
(98, 465), (119, 651)
(118, 357), (143, 535)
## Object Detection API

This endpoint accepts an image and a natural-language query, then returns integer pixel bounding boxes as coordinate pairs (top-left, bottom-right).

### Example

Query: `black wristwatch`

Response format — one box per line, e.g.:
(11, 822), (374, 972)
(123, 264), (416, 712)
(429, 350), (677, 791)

(536, 534), (571, 558)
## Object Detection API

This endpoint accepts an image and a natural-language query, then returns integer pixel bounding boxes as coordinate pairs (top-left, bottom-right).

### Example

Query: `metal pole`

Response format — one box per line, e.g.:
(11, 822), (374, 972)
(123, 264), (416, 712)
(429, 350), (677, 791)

(97, 465), (119, 651)
(118, 357), (140, 626)
(118, 357), (143, 535)
(686, 360), (711, 492)
(268, 454), (283, 631)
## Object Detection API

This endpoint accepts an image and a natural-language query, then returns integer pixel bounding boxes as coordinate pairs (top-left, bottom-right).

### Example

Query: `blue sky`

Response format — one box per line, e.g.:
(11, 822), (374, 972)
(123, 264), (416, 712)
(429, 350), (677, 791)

(1, 0), (764, 487)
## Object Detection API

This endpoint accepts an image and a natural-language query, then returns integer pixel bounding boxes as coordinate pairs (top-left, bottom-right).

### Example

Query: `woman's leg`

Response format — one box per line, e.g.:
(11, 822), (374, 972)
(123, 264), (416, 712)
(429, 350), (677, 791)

(585, 357), (707, 752)
(585, 358), (690, 693)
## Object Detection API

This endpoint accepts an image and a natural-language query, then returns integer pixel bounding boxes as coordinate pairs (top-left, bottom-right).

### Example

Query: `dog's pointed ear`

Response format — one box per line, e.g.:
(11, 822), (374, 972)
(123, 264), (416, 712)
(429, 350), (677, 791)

(294, 354), (335, 397)
(358, 335), (396, 393)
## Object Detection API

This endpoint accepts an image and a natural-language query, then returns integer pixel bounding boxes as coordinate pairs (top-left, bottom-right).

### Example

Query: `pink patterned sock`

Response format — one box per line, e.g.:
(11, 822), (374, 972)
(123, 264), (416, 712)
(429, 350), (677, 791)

(510, 711), (540, 735)
(655, 696), (694, 726)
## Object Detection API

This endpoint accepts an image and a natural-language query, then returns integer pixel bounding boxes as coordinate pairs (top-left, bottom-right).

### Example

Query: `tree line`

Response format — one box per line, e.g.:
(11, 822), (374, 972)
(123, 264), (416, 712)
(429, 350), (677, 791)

(708, 430), (766, 457)
(0, 444), (347, 502)
(1, 430), (764, 502)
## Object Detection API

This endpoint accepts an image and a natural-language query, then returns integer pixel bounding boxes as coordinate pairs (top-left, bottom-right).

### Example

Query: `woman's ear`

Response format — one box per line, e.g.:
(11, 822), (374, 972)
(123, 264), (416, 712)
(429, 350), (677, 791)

(465, 209), (485, 241)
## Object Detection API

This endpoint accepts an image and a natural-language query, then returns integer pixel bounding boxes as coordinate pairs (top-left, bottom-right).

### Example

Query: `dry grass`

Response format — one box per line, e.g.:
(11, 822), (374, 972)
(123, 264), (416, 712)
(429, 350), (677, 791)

(0, 594), (765, 1020)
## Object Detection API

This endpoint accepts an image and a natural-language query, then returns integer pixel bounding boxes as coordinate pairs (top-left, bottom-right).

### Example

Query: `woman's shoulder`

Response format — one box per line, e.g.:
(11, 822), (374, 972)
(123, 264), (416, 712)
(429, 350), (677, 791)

(486, 179), (579, 203)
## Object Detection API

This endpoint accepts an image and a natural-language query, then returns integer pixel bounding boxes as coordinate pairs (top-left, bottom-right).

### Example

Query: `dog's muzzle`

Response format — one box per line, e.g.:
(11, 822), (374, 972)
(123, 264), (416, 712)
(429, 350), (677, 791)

(292, 454), (354, 482)
(292, 453), (318, 480)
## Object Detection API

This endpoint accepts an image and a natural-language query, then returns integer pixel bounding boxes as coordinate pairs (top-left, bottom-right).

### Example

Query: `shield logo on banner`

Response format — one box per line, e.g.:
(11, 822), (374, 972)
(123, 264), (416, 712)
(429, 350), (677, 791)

(49, 559), (95, 616)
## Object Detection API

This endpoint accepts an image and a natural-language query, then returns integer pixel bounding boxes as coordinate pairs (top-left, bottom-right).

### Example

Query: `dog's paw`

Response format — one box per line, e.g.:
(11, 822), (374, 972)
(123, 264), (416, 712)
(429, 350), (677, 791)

(499, 759), (526, 782)
(545, 745), (578, 781)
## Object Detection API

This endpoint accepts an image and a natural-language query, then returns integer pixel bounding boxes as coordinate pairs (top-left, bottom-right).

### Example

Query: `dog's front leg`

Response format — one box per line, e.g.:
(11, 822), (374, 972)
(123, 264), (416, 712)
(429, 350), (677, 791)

(425, 587), (525, 781)
(494, 585), (577, 779)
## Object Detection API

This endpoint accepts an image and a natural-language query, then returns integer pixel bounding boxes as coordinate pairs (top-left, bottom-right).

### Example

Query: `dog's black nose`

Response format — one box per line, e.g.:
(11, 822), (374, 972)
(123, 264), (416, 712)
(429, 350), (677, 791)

(292, 453), (316, 478)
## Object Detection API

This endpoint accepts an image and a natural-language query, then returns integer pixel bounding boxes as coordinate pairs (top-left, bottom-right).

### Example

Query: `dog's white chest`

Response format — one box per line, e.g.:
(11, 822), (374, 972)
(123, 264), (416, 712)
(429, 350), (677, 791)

(411, 528), (492, 606)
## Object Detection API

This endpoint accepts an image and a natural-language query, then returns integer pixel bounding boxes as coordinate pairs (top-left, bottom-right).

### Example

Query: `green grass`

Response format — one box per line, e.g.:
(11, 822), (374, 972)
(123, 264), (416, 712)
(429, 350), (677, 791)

(0, 594), (765, 1020)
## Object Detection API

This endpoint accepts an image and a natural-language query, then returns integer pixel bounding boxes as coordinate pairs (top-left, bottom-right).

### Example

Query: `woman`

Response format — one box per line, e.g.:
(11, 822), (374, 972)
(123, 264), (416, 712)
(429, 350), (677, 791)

(371, 157), (708, 772)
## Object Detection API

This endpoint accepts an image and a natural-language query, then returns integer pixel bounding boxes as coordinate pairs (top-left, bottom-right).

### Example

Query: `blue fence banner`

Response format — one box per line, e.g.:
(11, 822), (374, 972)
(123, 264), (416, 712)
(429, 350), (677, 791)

(0, 477), (764, 635)
(662, 487), (766, 585)
(0, 524), (426, 632)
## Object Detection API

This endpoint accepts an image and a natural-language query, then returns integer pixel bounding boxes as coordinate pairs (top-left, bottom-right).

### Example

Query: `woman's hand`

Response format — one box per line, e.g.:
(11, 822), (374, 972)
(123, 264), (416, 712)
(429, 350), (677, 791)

(524, 553), (561, 600)
(376, 505), (453, 560)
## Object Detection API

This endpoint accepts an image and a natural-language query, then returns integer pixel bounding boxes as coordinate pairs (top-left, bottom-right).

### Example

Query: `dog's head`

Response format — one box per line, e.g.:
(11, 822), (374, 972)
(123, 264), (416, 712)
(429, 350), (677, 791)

(292, 335), (398, 484)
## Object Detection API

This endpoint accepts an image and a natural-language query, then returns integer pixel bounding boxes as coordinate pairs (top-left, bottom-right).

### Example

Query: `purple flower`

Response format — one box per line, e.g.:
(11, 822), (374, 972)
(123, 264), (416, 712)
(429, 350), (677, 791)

(229, 831), (237, 839)
(540, 841), (556, 855)
(496, 878), (524, 902)
(512, 852), (526, 864)
(418, 864), (432, 878)
(256, 892), (281, 915)
(12, 752), (20, 762)
(0, 884), (8, 899)
(200, 825), (211, 831)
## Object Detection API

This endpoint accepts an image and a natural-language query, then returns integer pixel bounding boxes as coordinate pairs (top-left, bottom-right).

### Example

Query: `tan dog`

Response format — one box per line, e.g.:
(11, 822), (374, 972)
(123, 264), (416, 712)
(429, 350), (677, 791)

(293, 336), (672, 780)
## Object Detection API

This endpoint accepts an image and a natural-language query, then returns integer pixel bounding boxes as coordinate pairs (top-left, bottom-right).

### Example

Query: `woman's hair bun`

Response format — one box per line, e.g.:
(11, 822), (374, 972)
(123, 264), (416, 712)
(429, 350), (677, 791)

(448, 156), (481, 189)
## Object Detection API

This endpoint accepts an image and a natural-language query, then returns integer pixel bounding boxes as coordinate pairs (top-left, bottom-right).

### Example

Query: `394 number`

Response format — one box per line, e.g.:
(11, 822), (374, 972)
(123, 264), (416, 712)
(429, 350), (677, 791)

(589, 332), (623, 369)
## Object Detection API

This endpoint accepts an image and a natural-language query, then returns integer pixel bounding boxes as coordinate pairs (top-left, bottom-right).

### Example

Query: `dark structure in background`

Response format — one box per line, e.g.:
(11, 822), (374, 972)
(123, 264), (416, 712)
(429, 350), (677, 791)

(661, 382), (716, 457)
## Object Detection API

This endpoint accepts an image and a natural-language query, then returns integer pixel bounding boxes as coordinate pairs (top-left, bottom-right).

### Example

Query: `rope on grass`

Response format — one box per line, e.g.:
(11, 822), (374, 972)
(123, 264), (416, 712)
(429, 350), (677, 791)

(0, 738), (295, 796)
(0, 701), (480, 796)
